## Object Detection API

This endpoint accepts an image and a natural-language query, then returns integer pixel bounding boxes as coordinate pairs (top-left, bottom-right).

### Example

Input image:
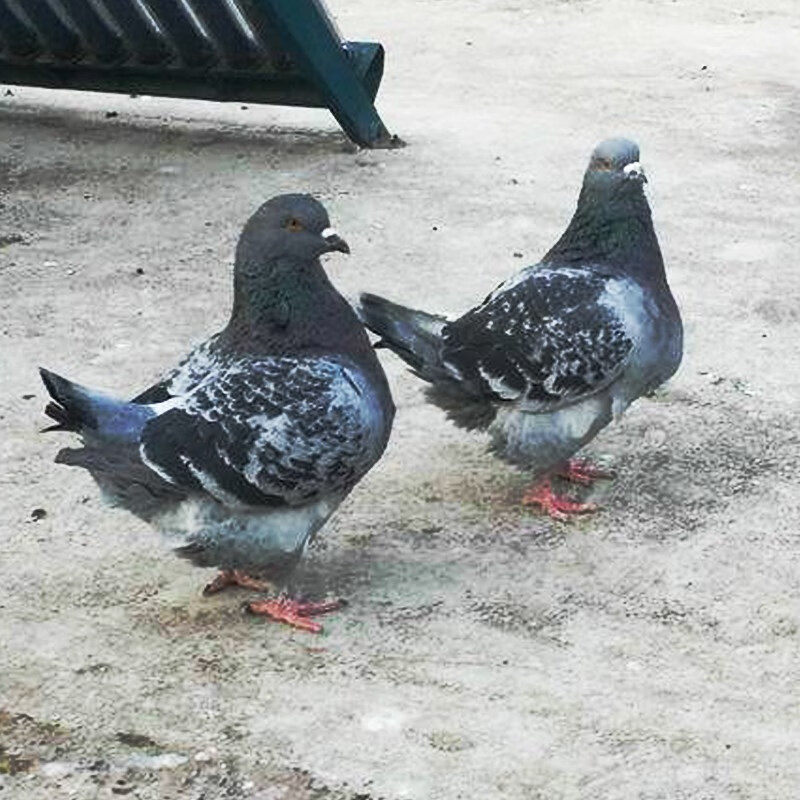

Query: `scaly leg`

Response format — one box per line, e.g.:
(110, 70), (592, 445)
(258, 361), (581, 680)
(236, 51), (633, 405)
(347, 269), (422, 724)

(202, 569), (273, 596)
(246, 595), (345, 634)
(521, 479), (598, 521)
(557, 458), (616, 486)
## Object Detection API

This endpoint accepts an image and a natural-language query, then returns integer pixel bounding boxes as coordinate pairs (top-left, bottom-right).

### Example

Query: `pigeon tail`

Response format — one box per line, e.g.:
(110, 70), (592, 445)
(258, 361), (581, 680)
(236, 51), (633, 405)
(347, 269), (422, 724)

(357, 293), (448, 379)
(39, 367), (155, 443)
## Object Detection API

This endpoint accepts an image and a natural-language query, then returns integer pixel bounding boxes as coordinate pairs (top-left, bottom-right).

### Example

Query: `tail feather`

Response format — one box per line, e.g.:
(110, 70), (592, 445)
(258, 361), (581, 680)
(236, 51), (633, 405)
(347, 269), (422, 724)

(358, 294), (499, 431)
(39, 368), (99, 431)
(357, 293), (448, 380)
(39, 367), (154, 442)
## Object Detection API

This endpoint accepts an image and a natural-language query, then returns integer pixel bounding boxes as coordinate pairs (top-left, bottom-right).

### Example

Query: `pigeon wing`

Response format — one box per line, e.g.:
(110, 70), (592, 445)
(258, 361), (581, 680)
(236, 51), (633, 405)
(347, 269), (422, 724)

(441, 266), (635, 412)
(139, 355), (382, 509)
(130, 336), (221, 404)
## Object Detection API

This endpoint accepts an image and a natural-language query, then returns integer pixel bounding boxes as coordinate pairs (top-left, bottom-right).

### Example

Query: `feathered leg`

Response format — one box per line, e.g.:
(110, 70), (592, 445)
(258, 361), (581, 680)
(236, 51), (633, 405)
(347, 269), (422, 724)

(202, 569), (273, 595)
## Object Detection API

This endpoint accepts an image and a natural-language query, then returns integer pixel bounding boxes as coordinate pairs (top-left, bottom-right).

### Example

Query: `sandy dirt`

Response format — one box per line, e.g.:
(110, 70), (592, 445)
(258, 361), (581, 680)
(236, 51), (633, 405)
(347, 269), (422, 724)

(1, 0), (799, 798)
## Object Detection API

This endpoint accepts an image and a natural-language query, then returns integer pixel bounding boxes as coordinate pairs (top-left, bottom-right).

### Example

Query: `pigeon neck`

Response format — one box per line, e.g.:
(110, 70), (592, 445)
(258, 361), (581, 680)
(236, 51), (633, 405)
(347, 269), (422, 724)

(544, 184), (666, 283)
(225, 257), (367, 356)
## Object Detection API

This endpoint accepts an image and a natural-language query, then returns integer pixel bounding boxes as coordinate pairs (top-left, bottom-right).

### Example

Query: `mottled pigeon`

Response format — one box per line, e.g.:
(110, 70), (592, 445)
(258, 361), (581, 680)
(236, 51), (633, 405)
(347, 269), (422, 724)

(41, 194), (394, 631)
(358, 139), (682, 519)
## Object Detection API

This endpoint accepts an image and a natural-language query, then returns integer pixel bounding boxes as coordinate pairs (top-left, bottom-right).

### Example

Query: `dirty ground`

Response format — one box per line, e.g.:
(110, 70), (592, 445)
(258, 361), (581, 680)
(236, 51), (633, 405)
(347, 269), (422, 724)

(1, 0), (799, 798)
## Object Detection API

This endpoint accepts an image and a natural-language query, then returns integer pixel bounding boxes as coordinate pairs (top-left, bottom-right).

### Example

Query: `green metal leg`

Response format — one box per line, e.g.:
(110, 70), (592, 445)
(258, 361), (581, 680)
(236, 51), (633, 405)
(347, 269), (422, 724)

(252, 0), (402, 148)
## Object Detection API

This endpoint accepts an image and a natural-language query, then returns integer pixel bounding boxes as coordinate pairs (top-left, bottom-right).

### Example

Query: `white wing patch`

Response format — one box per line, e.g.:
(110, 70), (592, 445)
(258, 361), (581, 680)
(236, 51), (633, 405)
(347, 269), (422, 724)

(165, 336), (225, 396)
(598, 277), (646, 346)
(147, 395), (186, 416)
(477, 365), (522, 400)
(485, 265), (539, 303)
(182, 455), (249, 509)
(139, 444), (180, 486)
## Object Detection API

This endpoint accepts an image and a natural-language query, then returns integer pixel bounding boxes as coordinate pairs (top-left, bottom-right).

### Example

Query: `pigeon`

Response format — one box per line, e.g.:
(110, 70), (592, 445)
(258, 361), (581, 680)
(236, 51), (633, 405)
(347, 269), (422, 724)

(40, 194), (395, 631)
(358, 138), (682, 519)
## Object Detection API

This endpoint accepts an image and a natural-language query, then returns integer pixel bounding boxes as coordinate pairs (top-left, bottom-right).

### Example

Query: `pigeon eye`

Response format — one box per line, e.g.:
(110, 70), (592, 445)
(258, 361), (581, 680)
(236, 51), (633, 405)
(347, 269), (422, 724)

(594, 158), (613, 171)
(286, 218), (304, 232)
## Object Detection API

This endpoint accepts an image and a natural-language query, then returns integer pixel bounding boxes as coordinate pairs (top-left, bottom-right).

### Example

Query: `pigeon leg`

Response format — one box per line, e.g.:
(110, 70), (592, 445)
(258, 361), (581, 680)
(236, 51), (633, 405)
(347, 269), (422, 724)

(202, 569), (273, 596)
(521, 479), (598, 521)
(246, 595), (345, 634)
(557, 458), (616, 486)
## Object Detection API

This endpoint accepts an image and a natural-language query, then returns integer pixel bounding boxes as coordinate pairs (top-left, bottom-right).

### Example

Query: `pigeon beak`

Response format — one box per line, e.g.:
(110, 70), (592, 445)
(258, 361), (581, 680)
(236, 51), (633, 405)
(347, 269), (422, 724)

(321, 227), (350, 255)
(623, 161), (647, 183)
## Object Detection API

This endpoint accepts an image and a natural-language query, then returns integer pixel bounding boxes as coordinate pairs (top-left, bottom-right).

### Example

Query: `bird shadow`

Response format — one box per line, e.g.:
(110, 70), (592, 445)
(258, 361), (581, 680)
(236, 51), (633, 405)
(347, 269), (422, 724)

(596, 385), (798, 539)
(291, 537), (416, 600)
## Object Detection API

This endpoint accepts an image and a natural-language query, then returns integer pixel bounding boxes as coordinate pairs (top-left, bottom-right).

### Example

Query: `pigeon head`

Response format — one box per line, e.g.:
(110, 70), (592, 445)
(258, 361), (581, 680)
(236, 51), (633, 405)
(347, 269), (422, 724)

(228, 195), (359, 345)
(584, 138), (646, 190)
(543, 137), (662, 272)
(236, 194), (350, 266)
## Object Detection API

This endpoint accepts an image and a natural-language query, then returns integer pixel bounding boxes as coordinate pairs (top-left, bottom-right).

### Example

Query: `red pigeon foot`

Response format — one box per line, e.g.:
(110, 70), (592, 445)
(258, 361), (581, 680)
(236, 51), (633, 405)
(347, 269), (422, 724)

(521, 479), (598, 521)
(246, 595), (345, 633)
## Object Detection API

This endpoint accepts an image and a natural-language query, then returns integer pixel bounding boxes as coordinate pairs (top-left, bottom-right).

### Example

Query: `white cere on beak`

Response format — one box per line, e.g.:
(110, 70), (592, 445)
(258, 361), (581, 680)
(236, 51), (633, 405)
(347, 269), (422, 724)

(623, 161), (644, 178)
(321, 227), (338, 239)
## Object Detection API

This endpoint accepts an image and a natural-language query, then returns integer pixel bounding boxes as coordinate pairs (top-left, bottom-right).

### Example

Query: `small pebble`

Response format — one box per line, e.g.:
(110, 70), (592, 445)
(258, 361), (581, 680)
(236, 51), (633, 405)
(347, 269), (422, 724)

(194, 746), (218, 763)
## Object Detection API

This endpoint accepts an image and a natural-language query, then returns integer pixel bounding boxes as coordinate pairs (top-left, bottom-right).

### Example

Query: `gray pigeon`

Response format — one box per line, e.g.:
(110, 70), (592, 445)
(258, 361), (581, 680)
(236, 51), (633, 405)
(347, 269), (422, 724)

(40, 194), (395, 631)
(358, 138), (682, 519)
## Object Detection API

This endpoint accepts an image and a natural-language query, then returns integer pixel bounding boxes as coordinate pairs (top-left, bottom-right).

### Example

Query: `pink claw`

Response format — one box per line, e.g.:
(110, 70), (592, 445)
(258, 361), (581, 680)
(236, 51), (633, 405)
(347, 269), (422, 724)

(246, 595), (345, 633)
(521, 479), (598, 521)
(557, 458), (616, 486)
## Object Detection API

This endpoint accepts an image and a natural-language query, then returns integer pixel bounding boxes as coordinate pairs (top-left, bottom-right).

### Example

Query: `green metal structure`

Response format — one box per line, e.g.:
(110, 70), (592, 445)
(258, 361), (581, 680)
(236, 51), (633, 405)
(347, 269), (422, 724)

(0, 0), (400, 148)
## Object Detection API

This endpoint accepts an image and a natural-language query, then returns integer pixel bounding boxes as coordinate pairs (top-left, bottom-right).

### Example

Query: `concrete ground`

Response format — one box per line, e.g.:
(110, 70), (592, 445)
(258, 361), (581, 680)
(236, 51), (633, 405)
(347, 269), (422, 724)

(1, 0), (799, 798)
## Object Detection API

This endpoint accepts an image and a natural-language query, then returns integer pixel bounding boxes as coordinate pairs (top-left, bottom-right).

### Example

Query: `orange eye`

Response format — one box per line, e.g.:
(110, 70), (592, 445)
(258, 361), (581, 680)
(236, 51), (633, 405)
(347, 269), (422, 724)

(286, 218), (303, 231)
(594, 158), (613, 170)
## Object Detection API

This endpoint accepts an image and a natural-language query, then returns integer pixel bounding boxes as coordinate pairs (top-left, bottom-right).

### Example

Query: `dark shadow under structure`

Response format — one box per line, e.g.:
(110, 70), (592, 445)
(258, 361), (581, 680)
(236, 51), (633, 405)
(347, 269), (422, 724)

(0, 0), (401, 148)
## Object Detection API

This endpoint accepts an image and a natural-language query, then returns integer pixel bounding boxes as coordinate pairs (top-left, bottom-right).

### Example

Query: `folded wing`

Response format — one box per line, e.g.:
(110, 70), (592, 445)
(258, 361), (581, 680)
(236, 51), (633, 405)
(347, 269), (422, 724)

(139, 355), (383, 509)
(441, 266), (635, 413)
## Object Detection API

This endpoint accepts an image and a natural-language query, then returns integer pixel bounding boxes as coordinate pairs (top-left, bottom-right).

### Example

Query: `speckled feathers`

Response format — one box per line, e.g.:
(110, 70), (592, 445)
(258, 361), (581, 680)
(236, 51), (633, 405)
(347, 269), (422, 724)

(358, 138), (682, 477)
(41, 194), (394, 576)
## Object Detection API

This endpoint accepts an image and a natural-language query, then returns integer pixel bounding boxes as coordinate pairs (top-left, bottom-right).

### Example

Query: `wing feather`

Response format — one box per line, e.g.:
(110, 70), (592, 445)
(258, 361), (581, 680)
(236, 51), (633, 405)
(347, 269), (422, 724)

(130, 335), (221, 404)
(442, 266), (635, 412)
(139, 355), (383, 509)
